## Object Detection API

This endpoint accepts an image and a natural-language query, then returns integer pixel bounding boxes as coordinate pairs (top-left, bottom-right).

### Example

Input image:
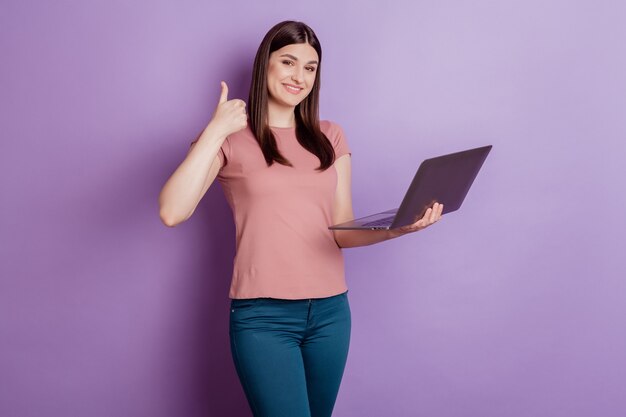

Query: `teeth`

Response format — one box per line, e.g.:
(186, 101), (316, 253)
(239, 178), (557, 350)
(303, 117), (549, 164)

(285, 85), (301, 91)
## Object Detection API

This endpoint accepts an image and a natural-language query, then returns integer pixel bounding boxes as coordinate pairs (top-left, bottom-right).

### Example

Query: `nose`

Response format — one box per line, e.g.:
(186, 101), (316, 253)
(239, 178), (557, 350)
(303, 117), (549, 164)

(291, 66), (304, 83)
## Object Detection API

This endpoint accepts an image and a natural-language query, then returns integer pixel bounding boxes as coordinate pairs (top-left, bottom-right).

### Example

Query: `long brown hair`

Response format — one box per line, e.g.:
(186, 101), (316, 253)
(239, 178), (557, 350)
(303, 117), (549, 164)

(248, 20), (335, 171)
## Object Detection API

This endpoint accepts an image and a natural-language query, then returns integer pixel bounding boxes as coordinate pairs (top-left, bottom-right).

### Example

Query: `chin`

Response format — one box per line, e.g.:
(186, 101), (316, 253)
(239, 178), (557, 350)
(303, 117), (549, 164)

(291, 93), (310, 106)
(280, 97), (304, 108)
(270, 90), (308, 108)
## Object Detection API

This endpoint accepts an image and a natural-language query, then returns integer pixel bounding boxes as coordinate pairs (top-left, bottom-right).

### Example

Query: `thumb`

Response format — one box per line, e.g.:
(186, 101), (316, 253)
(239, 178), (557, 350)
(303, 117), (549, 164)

(218, 81), (228, 104)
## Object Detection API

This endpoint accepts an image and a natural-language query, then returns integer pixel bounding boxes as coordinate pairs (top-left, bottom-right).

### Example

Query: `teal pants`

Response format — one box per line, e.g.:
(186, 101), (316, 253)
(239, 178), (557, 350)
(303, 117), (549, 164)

(229, 291), (351, 417)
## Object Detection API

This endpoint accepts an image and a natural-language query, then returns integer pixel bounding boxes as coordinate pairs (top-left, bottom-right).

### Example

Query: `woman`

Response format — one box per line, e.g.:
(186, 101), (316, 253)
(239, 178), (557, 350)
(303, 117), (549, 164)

(158, 20), (443, 417)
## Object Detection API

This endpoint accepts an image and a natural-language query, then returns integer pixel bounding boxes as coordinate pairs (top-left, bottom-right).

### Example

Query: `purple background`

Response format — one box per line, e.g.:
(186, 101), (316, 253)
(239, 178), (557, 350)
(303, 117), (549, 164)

(2, 1), (625, 416)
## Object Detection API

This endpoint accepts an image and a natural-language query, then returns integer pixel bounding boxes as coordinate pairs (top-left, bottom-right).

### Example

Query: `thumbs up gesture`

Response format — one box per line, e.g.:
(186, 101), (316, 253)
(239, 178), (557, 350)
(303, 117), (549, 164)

(209, 81), (248, 137)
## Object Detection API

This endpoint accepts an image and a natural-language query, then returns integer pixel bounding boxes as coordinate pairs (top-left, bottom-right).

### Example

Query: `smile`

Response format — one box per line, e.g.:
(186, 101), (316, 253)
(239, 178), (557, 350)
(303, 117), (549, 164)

(283, 84), (303, 94)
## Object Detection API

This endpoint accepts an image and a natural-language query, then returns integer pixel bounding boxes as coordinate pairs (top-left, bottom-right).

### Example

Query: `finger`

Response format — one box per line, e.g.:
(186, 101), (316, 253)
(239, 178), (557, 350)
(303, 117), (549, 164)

(430, 203), (439, 223)
(413, 209), (430, 228)
(421, 207), (432, 223)
(219, 81), (229, 104)
(437, 203), (444, 219)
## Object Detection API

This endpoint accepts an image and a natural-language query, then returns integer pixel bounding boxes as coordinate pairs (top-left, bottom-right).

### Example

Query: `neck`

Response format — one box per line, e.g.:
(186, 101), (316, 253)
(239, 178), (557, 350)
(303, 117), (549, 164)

(267, 99), (296, 128)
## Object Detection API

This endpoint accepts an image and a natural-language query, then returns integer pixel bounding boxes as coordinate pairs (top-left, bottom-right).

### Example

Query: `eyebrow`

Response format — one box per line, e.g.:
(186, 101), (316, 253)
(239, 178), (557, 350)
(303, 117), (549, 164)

(279, 54), (318, 65)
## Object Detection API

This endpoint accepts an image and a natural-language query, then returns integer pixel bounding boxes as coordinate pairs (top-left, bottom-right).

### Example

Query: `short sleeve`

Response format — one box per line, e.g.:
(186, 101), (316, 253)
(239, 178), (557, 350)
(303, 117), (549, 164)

(327, 121), (351, 159)
(216, 138), (230, 168)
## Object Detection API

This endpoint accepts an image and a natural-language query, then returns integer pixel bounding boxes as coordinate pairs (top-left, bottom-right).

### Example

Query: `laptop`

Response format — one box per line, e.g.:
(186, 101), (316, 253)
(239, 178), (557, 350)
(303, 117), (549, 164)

(329, 145), (492, 230)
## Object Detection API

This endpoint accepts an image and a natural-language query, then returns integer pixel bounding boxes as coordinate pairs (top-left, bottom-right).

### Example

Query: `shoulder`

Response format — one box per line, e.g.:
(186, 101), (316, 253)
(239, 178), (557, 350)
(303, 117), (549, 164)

(320, 120), (351, 158)
(218, 125), (259, 166)
(223, 125), (257, 151)
(320, 119), (348, 144)
(320, 119), (344, 135)
(228, 124), (256, 142)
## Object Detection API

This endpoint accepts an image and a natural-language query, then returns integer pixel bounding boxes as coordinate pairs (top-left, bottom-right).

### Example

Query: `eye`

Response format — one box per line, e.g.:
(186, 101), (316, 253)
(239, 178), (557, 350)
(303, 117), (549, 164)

(282, 60), (294, 66)
(306, 66), (317, 72)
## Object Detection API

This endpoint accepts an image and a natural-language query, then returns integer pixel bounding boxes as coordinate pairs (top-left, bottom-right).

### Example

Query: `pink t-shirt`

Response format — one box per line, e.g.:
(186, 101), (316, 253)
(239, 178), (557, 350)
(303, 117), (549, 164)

(215, 120), (351, 299)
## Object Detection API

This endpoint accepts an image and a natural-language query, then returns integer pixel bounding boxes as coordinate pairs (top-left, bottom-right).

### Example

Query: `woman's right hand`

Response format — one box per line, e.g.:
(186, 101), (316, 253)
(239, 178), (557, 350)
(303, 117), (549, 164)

(208, 81), (248, 138)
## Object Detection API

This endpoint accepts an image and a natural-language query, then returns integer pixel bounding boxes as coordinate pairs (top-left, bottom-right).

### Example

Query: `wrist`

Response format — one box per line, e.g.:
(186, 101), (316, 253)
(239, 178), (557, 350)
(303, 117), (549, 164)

(202, 121), (228, 143)
(386, 228), (401, 239)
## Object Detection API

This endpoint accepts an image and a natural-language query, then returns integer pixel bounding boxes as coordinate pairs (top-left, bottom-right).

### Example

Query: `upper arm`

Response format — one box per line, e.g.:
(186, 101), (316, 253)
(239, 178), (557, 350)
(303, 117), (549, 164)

(187, 137), (223, 206)
(332, 153), (354, 232)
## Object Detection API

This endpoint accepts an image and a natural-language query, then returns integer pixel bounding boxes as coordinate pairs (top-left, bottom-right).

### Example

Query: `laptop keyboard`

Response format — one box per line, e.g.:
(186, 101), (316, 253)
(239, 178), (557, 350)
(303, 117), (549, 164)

(362, 216), (395, 227)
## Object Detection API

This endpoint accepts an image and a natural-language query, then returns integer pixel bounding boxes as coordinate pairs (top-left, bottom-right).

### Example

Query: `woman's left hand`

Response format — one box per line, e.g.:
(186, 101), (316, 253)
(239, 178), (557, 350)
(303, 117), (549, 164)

(388, 202), (444, 238)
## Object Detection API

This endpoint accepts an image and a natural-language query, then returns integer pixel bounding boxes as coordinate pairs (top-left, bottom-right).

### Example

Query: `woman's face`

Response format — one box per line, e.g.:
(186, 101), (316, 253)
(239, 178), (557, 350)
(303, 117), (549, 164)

(266, 42), (319, 109)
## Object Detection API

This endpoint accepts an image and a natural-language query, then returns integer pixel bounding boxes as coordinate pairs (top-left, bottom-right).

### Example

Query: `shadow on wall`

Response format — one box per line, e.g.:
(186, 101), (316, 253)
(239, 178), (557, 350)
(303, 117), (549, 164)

(59, 122), (251, 416)
(167, 57), (254, 416)
(183, 184), (250, 417)
(144, 53), (255, 416)
(153, 153), (248, 415)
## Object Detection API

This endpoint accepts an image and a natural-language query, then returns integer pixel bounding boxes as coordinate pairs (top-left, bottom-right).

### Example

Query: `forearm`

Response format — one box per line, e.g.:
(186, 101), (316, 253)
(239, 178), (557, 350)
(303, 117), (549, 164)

(334, 229), (402, 248)
(334, 204), (444, 248)
(158, 123), (225, 226)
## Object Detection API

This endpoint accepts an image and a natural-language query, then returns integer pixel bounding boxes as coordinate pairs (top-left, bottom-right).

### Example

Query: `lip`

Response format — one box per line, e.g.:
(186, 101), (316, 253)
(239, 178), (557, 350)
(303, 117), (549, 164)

(283, 83), (303, 94)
